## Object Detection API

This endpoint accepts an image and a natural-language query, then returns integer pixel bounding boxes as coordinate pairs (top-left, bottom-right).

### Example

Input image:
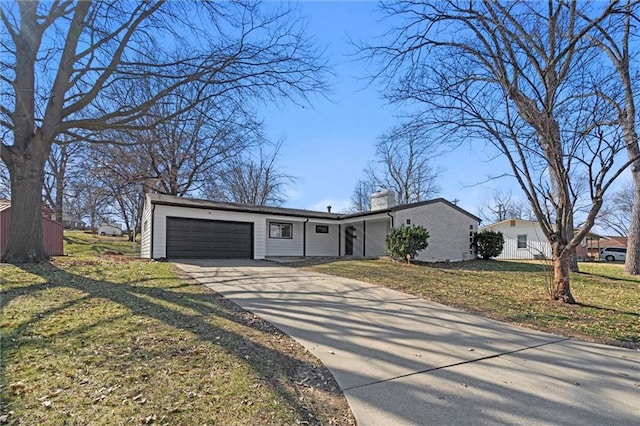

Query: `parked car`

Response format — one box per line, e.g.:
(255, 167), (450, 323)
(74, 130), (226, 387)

(600, 247), (626, 262)
(98, 223), (123, 237)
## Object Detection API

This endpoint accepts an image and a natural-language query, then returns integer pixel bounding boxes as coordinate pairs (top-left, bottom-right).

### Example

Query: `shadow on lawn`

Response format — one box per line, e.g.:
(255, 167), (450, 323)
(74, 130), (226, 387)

(415, 259), (551, 273)
(2, 261), (350, 425)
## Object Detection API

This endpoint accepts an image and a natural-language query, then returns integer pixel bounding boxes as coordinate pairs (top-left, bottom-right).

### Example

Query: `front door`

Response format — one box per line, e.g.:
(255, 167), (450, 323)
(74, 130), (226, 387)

(345, 226), (355, 255)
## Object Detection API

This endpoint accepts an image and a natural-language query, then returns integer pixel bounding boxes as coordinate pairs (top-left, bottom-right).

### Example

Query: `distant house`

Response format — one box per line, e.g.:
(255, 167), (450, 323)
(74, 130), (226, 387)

(479, 219), (602, 260)
(141, 191), (481, 261)
(62, 212), (86, 230)
(480, 219), (551, 259)
(0, 202), (64, 257)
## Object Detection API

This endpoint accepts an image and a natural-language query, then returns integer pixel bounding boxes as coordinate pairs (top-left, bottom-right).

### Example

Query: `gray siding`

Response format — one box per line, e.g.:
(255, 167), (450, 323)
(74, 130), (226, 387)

(365, 219), (389, 257)
(306, 223), (340, 256)
(266, 220), (304, 256)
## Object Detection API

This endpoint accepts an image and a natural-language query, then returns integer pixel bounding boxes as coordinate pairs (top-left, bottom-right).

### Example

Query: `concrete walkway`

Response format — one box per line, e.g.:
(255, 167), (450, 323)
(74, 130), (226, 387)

(174, 260), (639, 426)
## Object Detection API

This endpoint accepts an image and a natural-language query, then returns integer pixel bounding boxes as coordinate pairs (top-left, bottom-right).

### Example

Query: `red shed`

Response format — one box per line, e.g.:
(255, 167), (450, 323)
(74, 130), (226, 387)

(0, 203), (64, 257)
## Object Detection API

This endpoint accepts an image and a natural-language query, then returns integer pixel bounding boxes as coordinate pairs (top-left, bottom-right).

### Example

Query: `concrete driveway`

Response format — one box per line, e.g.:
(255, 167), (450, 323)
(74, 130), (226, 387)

(174, 259), (639, 425)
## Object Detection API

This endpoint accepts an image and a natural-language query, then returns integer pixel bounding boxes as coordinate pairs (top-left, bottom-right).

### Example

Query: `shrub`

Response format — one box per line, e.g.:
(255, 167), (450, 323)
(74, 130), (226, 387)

(474, 230), (505, 259)
(386, 225), (429, 263)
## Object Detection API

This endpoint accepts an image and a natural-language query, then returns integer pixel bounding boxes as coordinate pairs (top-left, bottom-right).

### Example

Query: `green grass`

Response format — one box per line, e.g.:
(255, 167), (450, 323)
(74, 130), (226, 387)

(306, 258), (640, 349)
(1, 232), (353, 425)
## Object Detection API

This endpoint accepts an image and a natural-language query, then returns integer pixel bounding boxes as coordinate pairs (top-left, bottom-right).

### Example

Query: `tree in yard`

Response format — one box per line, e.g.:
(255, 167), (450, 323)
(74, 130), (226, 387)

(0, 1), (327, 262)
(597, 182), (634, 237)
(0, 165), (9, 199)
(366, 1), (636, 303)
(479, 190), (535, 224)
(363, 128), (441, 205)
(386, 225), (429, 263)
(350, 179), (377, 212)
(208, 141), (294, 206)
(583, 1), (640, 274)
(474, 231), (505, 260)
(64, 172), (111, 232)
(42, 137), (84, 223)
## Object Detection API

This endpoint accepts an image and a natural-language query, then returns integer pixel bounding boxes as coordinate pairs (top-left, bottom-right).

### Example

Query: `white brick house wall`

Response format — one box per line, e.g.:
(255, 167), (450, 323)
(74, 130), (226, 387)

(393, 202), (478, 262)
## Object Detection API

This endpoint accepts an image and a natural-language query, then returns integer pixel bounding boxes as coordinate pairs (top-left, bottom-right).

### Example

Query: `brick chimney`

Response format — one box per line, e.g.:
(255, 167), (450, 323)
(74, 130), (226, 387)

(370, 190), (395, 210)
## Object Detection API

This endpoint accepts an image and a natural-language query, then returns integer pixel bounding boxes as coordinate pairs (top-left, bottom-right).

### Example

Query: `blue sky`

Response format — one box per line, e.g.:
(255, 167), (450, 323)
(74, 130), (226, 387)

(261, 1), (519, 217)
(261, 1), (631, 222)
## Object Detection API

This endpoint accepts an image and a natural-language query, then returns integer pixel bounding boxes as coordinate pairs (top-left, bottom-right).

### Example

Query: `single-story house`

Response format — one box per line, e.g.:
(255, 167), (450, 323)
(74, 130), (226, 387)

(479, 219), (603, 260)
(141, 191), (481, 262)
(0, 202), (64, 257)
(62, 212), (86, 230)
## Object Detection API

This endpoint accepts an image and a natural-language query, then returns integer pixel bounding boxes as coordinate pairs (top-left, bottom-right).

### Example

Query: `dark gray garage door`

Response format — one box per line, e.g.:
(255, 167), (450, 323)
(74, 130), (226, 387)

(166, 217), (253, 259)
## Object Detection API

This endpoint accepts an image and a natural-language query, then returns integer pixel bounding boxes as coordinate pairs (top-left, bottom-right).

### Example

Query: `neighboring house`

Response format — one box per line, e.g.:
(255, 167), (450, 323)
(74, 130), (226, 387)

(480, 219), (603, 260)
(480, 219), (551, 259)
(62, 212), (86, 230)
(141, 191), (480, 261)
(0, 202), (64, 257)
(98, 223), (123, 236)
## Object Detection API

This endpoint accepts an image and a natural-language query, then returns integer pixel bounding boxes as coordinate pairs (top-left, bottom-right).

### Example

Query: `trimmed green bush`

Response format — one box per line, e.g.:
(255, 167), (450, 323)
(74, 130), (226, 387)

(474, 230), (505, 259)
(386, 225), (429, 263)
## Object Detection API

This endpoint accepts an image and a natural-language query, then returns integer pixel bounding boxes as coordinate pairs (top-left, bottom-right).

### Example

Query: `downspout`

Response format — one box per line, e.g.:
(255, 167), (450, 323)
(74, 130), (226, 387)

(387, 212), (394, 228)
(363, 220), (366, 257)
(338, 224), (341, 256)
(303, 218), (309, 257)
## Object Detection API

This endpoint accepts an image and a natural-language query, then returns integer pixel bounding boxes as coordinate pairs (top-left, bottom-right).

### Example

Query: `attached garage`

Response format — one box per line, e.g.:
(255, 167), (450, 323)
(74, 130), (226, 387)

(166, 217), (253, 259)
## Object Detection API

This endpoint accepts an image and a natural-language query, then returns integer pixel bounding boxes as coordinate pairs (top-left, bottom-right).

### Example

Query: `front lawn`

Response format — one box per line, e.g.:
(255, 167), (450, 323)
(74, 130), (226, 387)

(1, 232), (354, 425)
(305, 258), (639, 349)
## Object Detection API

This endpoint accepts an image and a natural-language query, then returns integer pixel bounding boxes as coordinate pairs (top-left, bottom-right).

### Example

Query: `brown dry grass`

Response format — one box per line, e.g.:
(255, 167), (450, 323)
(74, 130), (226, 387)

(1, 232), (354, 425)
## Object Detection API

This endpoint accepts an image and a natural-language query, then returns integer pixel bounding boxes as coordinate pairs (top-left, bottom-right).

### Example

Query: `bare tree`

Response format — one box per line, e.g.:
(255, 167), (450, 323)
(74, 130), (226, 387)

(0, 164), (9, 199)
(582, 0), (640, 274)
(364, 128), (440, 205)
(366, 1), (635, 303)
(43, 138), (84, 223)
(350, 179), (377, 212)
(597, 182), (634, 237)
(0, 1), (327, 262)
(479, 190), (535, 224)
(65, 172), (111, 231)
(210, 141), (294, 206)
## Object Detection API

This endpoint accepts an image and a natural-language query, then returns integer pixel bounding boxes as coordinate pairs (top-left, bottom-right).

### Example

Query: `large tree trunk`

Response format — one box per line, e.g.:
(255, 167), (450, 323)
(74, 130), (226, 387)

(625, 166), (640, 274)
(2, 142), (49, 263)
(551, 238), (576, 304)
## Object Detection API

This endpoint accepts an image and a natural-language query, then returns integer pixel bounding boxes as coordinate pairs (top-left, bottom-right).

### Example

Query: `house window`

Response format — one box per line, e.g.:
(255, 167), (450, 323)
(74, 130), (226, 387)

(315, 225), (329, 234)
(406, 219), (411, 225)
(270, 222), (292, 239)
(517, 234), (527, 249)
(470, 225), (474, 230)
